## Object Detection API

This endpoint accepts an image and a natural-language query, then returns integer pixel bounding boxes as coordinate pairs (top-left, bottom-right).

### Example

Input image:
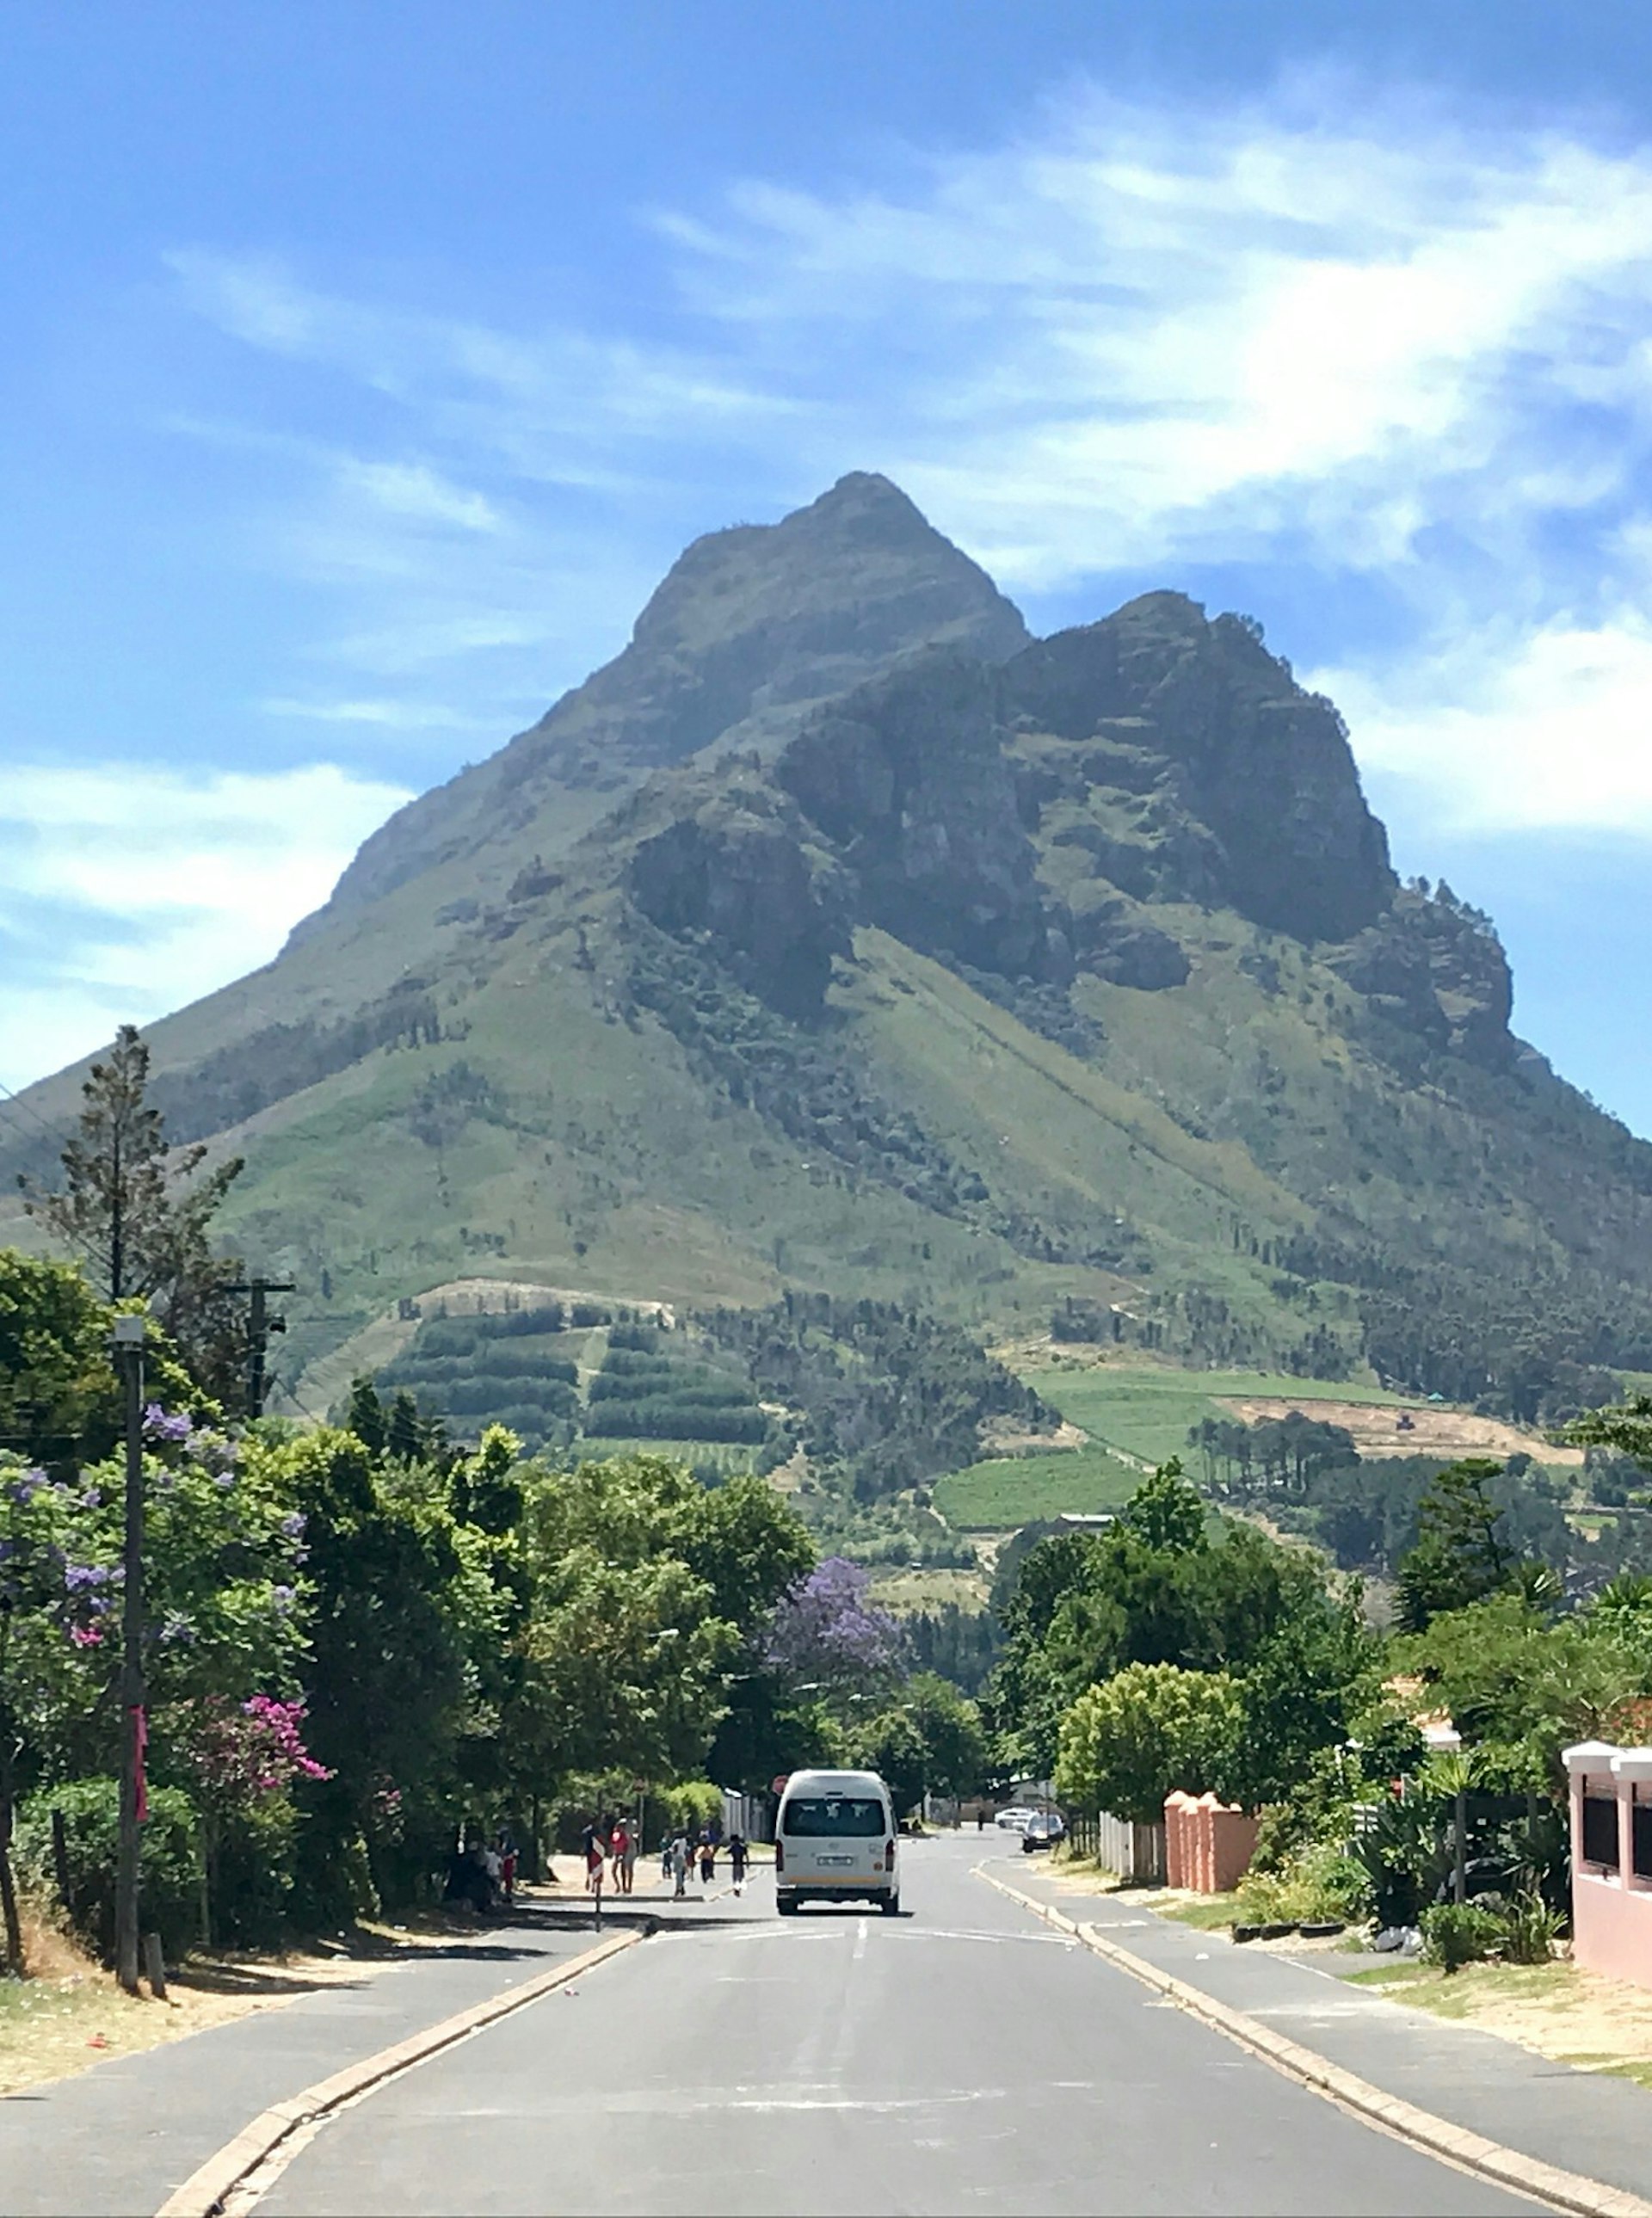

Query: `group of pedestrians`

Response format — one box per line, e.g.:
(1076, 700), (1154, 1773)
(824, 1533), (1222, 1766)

(662, 1824), (748, 1898)
(449, 1814), (754, 1911)
(581, 1813), (640, 1895)
(442, 1827), (519, 1913)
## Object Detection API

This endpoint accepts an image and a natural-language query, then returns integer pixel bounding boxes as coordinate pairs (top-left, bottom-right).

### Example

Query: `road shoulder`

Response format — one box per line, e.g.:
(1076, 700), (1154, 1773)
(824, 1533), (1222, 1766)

(983, 1858), (1652, 2218)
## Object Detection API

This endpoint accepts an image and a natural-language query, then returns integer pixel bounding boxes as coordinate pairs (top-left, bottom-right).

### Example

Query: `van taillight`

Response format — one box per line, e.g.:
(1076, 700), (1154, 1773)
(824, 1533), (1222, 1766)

(774, 1839), (784, 1875)
(885, 1838), (895, 1870)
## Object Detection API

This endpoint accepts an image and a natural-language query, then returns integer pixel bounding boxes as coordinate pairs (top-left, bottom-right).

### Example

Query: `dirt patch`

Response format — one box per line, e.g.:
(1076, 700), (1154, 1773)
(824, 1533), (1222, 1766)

(0, 1913), (385, 2098)
(1219, 1397), (1581, 1467)
(1353, 1956), (1652, 2083)
(979, 1416), (1088, 1455)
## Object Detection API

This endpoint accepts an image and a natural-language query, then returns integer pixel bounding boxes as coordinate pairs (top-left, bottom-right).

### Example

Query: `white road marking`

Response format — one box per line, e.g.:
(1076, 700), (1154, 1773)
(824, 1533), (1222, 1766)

(854, 1917), (869, 1961)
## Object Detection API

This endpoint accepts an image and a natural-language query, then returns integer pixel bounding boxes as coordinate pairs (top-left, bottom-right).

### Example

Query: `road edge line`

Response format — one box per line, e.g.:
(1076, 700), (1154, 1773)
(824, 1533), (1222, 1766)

(976, 1868), (1652, 2218)
(154, 1927), (644, 2218)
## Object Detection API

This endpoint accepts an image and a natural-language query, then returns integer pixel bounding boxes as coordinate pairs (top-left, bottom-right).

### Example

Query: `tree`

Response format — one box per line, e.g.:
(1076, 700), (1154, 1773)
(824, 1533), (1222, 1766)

(20, 1027), (246, 1402)
(345, 1377), (387, 1455)
(0, 1252), (174, 1467)
(1570, 1395), (1652, 1471)
(1122, 1457), (1205, 1554)
(765, 1556), (903, 1704)
(1054, 1663), (1242, 1824)
(385, 1390), (422, 1463)
(1395, 1459), (1515, 1632)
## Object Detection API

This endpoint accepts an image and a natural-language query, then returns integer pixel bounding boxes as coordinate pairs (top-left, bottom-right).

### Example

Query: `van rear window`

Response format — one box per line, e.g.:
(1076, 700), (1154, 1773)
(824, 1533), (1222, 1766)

(780, 1796), (885, 1837)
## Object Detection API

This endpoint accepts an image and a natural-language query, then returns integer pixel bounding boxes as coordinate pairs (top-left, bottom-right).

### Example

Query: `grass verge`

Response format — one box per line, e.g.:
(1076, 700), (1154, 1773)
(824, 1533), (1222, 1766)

(1346, 1954), (1652, 2086)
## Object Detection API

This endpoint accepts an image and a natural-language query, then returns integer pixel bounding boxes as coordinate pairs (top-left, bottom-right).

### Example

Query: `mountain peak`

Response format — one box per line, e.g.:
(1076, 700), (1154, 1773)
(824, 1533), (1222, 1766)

(307, 477), (1029, 926)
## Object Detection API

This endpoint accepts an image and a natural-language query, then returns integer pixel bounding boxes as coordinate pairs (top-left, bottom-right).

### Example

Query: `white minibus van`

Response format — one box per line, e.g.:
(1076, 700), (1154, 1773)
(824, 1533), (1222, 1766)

(774, 1769), (899, 1916)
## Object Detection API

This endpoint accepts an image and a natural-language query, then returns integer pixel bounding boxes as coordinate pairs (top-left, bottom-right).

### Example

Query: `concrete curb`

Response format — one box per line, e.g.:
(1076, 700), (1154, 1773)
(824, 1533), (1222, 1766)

(154, 1927), (644, 2218)
(977, 1868), (1652, 2218)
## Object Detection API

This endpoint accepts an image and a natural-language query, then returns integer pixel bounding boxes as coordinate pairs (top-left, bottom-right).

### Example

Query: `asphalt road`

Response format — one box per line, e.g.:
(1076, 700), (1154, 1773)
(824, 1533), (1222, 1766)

(254, 1834), (1539, 2217)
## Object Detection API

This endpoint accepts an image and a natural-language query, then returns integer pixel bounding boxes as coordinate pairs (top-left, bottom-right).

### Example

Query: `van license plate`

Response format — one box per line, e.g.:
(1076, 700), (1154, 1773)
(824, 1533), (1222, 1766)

(818, 1856), (854, 1867)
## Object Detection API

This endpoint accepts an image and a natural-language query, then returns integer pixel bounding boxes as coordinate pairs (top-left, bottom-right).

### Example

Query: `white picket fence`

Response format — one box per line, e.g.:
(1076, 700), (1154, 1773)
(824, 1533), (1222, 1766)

(1077, 1809), (1166, 1883)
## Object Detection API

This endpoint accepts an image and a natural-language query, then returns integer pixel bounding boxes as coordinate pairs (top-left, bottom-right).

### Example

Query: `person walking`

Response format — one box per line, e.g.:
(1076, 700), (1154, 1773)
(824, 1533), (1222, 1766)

(497, 1829), (518, 1906)
(609, 1816), (632, 1896)
(669, 1832), (689, 1900)
(699, 1833), (716, 1888)
(728, 1831), (748, 1894)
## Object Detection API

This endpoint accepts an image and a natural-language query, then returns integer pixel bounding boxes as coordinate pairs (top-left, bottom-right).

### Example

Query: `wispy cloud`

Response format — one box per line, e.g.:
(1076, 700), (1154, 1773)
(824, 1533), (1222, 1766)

(0, 762), (411, 1089)
(258, 695), (495, 732)
(162, 83), (1652, 858)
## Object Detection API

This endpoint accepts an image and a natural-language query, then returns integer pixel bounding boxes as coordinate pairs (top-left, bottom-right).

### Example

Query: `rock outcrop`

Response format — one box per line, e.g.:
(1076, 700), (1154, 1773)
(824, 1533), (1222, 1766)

(1004, 595), (1396, 944)
(299, 473), (1028, 934)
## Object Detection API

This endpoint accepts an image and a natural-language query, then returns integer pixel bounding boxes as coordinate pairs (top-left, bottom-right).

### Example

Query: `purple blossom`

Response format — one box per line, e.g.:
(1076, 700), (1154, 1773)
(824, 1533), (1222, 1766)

(80, 1487), (102, 1508)
(271, 1585), (295, 1614)
(8, 1470), (44, 1506)
(766, 1556), (903, 1689)
(214, 1471), (236, 1491)
(64, 1563), (113, 1592)
(159, 1612), (196, 1645)
(279, 1513), (306, 1538)
(143, 1404), (194, 1445)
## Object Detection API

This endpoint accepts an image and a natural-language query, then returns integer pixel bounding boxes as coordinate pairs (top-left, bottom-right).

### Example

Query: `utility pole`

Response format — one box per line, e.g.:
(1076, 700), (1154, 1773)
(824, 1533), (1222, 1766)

(111, 1313), (146, 1995)
(225, 1278), (296, 1418)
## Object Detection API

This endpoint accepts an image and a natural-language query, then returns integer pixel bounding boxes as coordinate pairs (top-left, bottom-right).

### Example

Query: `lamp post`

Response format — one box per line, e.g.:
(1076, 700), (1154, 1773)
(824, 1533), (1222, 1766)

(110, 1313), (146, 1995)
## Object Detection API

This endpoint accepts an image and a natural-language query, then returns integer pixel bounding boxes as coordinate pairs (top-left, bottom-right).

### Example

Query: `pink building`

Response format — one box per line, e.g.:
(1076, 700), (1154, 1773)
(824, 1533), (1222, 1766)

(1563, 1741), (1652, 1990)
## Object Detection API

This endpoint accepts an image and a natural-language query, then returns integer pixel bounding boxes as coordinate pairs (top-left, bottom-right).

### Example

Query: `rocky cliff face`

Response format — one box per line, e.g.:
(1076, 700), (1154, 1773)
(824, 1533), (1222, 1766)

(299, 473), (1029, 934)
(777, 650), (1065, 984)
(1004, 594), (1397, 946)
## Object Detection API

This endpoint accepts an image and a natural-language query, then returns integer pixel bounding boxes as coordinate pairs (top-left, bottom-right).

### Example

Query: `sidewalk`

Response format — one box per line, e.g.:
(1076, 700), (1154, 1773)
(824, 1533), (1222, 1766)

(0, 1896), (656, 2218)
(997, 1853), (1652, 2209)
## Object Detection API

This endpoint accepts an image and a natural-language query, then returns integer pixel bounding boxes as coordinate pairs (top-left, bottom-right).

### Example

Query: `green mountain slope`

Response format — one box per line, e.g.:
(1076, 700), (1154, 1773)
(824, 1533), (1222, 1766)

(6, 475), (1651, 1424)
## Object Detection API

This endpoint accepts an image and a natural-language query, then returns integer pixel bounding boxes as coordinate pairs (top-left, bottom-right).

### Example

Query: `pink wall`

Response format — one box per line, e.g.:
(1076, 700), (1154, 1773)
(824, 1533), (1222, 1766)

(1564, 1741), (1652, 1992)
(1573, 1873), (1652, 1987)
(1164, 1791), (1259, 1893)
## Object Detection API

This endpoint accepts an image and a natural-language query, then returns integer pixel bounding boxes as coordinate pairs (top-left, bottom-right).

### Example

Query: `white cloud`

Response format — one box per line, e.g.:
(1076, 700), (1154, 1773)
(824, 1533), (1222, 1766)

(258, 695), (493, 731)
(663, 95), (1652, 588)
(1311, 613), (1652, 837)
(0, 763), (411, 1091)
(156, 83), (1652, 856)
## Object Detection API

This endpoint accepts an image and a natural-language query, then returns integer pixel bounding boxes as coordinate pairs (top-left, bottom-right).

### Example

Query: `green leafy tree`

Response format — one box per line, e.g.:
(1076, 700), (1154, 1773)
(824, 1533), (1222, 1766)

(1395, 1459), (1515, 1632)
(0, 1250), (191, 1466)
(1570, 1395), (1652, 1470)
(1122, 1457), (1206, 1554)
(854, 1672), (985, 1814)
(1054, 1663), (1242, 1824)
(1396, 1587), (1652, 1786)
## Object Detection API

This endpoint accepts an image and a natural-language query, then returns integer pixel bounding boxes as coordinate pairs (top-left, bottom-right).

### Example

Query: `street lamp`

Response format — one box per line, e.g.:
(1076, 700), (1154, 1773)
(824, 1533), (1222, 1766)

(110, 1313), (146, 1996)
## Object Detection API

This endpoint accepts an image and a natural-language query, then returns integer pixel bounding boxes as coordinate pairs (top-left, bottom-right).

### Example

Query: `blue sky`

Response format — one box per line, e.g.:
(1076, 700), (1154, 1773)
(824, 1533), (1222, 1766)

(3, 2), (1652, 1131)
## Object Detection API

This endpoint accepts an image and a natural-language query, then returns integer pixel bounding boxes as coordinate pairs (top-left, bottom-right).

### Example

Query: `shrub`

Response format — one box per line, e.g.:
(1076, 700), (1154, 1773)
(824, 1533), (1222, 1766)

(1236, 1842), (1371, 1927)
(1497, 1888), (1562, 1965)
(1419, 1901), (1501, 1973)
(17, 1777), (202, 1962)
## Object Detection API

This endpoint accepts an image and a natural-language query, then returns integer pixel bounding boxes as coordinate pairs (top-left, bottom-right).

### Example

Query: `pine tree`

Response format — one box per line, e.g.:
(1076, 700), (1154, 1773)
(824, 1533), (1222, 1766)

(1395, 1459), (1514, 1632)
(346, 1376), (388, 1455)
(386, 1390), (422, 1463)
(20, 1026), (246, 1400)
